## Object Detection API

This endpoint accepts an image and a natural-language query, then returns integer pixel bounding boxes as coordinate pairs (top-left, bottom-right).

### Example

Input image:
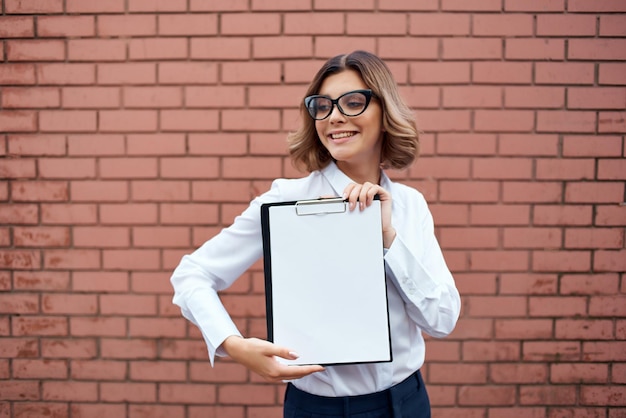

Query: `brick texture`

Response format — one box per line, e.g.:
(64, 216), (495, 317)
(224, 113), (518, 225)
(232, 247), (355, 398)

(0, 3), (625, 418)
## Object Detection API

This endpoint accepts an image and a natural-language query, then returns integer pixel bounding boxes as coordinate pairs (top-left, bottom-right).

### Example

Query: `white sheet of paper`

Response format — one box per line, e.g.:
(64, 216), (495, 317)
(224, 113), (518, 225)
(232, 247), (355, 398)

(263, 199), (391, 366)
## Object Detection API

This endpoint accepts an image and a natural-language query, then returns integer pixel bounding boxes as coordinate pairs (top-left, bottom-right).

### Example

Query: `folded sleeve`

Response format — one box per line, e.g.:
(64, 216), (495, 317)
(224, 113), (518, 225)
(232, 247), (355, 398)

(383, 190), (461, 338)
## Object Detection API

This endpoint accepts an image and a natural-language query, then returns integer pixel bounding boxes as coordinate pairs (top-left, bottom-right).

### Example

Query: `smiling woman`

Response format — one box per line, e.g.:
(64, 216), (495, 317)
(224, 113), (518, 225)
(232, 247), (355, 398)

(170, 50), (460, 418)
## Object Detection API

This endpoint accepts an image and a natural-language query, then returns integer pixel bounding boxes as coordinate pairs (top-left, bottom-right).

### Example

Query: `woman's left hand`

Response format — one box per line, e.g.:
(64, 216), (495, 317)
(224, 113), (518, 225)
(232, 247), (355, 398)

(343, 182), (396, 248)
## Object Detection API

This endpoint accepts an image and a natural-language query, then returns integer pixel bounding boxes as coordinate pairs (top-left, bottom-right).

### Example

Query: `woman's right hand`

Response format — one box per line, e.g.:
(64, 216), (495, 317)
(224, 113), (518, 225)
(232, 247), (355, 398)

(221, 336), (325, 382)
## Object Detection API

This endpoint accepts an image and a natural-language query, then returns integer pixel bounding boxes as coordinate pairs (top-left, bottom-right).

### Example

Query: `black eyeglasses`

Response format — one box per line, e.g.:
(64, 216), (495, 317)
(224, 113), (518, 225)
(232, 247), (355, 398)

(304, 89), (376, 121)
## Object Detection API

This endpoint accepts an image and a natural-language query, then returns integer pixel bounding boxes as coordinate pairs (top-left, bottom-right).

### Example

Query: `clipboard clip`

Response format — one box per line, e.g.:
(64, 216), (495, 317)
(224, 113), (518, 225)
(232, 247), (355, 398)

(295, 197), (347, 216)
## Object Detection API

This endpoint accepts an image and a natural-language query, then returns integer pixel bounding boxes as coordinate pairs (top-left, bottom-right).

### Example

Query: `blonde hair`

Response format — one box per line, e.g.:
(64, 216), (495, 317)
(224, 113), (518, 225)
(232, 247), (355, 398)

(287, 50), (420, 172)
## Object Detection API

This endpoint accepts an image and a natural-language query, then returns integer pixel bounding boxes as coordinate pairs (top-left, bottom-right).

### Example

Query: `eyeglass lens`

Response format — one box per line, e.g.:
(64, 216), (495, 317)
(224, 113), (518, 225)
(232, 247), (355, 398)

(306, 91), (371, 120)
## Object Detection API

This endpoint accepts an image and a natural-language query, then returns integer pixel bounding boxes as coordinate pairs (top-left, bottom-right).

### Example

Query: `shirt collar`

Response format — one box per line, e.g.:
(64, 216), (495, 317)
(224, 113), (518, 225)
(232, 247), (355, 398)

(320, 161), (391, 196)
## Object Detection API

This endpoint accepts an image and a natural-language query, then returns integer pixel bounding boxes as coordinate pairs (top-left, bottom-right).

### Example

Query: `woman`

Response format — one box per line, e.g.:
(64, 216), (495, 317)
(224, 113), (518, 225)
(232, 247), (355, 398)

(171, 50), (461, 417)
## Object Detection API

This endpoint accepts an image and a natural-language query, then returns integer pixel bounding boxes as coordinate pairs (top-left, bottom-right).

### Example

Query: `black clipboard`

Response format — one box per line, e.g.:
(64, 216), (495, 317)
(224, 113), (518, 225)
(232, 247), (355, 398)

(261, 197), (392, 366)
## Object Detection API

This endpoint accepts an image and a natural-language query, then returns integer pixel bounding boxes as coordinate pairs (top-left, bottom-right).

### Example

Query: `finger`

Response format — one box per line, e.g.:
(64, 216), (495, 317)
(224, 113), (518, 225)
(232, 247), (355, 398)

(359, 182), (376, 210)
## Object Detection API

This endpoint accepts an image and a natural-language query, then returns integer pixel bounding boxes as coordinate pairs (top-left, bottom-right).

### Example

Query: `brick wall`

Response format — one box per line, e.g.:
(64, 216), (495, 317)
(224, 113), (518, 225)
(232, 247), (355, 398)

(1, 0), (625, 417)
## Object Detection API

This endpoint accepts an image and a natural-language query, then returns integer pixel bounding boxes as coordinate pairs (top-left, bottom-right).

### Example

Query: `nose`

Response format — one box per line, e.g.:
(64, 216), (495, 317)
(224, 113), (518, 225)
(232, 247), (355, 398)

(328, 103), (346, 124)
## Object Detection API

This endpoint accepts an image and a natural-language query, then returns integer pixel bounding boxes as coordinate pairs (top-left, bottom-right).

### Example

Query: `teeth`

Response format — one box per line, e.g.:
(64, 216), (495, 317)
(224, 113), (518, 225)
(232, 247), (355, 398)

(331, 132), (355, 139)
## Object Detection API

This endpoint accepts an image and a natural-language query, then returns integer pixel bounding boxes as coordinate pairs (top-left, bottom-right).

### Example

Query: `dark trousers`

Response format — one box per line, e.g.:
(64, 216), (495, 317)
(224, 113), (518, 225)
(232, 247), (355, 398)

(283, 370), (431, 418)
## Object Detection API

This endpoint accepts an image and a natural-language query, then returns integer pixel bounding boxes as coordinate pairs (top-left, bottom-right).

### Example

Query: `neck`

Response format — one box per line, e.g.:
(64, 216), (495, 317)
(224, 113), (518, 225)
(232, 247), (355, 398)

(337, 161), (381, 185)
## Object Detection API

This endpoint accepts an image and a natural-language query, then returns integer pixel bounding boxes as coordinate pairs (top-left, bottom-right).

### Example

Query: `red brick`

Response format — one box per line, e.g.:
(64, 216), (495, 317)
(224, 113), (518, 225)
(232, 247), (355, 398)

(589, 296), (626, 316)
(429, 203), (470, 226)
(13, 359), (67, 379)
(475, 110), (534, 132)
(315, 0), (373, 9)
(38, 15), (95, 37)
(221, 61), (281, 84)
(505, 0), (564, 11)
(100, 382), (157, 402)
(160, 383), (217, 404)
(502, 182), (562, 203)
(131, 180), (189, 202)
(11, 181), (68, 202)
(443, 86), (501, 108)
(410, 62), (471, 84)
(523, 341), (580, 362)
(536, 159), (595, 180)
(495, 319), (553, 340)
(100, 157), (157, 179)
(14, 403), (68, 418)
(67, 39), (126, 61)
(12, 315), (67, 336)
(560, 273), (620, 295)
(221, 13), (280, 35)
(98, 15), (156, 36)
(100, 110), (157, 132)
(0, 381), (39, 401)
(599, 111), (626, 133)
(39, 110), (97, 132)
(468, 296), (527, 317)
(100, 203), (157, 225)
(536, 62), (594, 85)
(42, 381), (97, 402)
(70, 317), (127, 337)
(2, 87), (60, 108)
(158, 14), (217, 35)
(463, 341), (520, 362)
(72, 271), (128, 292)
(0, 64), (36, 85)
(474, 14), (533, 36)
(71, 181), (128, 202)
(551, 363), (609, 384)
(98, 63), (156, 85)
(71, 404), (126, 418)
(565, 227), (623, 249)
(100, 294), (157, 316)
(14, 226), (69, 247)
(537, 14), (596, 36)
(436, 133), (496, 156)
(458, 385), (516, 406)
(520, 385), (577, 406)
(599, 63), (626, 85)
(42, 293), (97, 315)
(598, 159), (626, 180)
(409, 13), (470, 35)
(583, 342), (626, 362)
(131, 272), (173, 294)
(556, 318), (613, 340)
(315, 37), (378, 59)
(66, 0), (124, 12)
(0, 250), (40, 270)
(0, 111), (37, 132)
(133, 226), (190, 248)
(595, 205), (626, 226)
(41, 203), (97, 225)
(491, 363), (548, 384)
(284, 12), (344, 34)
(0, 293), (39, 314)
(130, 360), (186, 381)
(62, 86), (120, 109)
(103, 249), (160, 270)
(161, 110), (219, 132)
(595, 249), (626, 272)
(13, 271), (69, 291)
(44, 249), (100, 270)
(533, 205), (593, 226)
(129, 404), (186, 418)
(379, 0), (438, 10)
(442, 0), (501, 10)
(159, 339), (208, 360)
(411, 156), (471, 179)
(563, 135), (623, 157)
(613, 364), (626, 384)
(346, 13), (406, 35)
(160, 157), (219, 179)
(124, 86), (182, 108)
(469, 250), (529, 272)
(41, 338), (97, 359)
(8, 135), (66, 156)
(474, 158), (532, 179)
(444, 38), (501, 59)
(569, 39), (626, 60)
(74, 226), (129, 248)
(37, 64), (94, 86)
(160, 203), (219, 225)
(127, 134), (186, 155)
(505, 38), (565, 60)
(533, 251), (591, 272)
(505, 87), (564, 109)
(39, 158), (96, 179)
(190, 0), (248, 10)
(580, 385), (626, 407)
(7, 40), (65, 61)
(537, 110), (596, 133)
(568, 87), (626, 110)
(439, 227), (498, 249)
(503, 228), (561, 250)
(129, 0), (186, 11)
(189, 38), (250, 60)
(440, 181), (498, 203)
(5, 0), (63, 13)
(566, 182), (624, 204)
(0, 204), (38, 225)
(430, 364), (487, 384)
(129, 38), (187, 60)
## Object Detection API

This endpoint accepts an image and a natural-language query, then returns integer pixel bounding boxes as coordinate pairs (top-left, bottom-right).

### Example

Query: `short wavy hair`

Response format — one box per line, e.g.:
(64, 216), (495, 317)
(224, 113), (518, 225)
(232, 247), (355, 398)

(287, 50), (420, 172)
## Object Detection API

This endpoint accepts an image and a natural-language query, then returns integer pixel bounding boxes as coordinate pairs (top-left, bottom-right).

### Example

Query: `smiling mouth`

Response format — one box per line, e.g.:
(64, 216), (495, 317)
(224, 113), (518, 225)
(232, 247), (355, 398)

(330, 132), (357, 140)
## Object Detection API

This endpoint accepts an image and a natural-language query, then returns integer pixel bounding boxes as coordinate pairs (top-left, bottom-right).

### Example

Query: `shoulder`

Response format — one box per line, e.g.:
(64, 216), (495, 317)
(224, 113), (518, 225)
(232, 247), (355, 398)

(260, 171), (324, 202)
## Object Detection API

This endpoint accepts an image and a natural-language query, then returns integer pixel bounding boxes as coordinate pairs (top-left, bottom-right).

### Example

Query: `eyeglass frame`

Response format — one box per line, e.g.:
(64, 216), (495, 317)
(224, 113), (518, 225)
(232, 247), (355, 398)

(303, 89), (377, 121)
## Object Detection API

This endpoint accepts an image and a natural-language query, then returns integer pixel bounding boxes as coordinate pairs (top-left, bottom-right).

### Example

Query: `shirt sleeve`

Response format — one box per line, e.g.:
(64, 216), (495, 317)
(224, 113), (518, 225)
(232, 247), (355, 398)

(383, 190), (461, 338)
(170, 181), (283, 365)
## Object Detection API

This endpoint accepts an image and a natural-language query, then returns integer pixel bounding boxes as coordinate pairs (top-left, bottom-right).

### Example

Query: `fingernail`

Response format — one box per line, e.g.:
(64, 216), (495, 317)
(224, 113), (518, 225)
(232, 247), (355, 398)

(289, 351), (299, 358)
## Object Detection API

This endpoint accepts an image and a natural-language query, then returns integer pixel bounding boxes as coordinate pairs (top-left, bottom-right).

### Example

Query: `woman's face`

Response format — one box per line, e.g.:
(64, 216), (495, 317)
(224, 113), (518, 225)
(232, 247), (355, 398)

(315, 69), (384, 173)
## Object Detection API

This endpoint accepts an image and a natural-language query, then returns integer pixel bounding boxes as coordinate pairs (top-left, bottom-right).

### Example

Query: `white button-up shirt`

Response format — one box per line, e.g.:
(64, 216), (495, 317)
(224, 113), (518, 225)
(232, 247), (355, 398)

(171, 161), (461, 397)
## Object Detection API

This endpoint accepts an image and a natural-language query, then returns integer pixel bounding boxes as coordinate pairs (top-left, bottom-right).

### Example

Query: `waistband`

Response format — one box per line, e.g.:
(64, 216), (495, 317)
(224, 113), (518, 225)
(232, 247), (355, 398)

(285, 370), (422, 414)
